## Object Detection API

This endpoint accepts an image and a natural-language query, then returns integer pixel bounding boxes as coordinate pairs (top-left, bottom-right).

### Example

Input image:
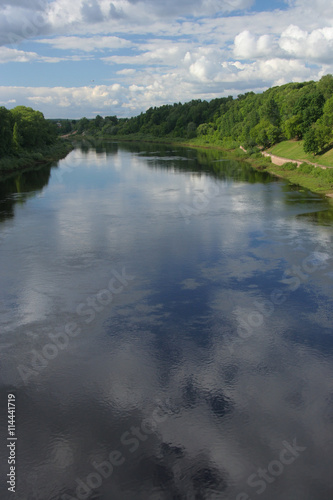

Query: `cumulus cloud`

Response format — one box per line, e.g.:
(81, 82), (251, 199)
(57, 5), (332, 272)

(279, 24), (333, 63)
(0, 0), (257, 47)
(0, 84), (126, 117)
(0, 51), (316, 118)
(1, 0), (333, 117)
(234, 30), (277, 59)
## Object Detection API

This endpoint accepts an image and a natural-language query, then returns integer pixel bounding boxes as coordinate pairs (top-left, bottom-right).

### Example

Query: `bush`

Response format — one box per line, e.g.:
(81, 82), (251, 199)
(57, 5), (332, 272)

(312, 167), (325, 177)
(247, 146), (260, 155)
(323, 168), (333, 180)
(279, 162), (298, 171)
(250, 152), (264, 159)
(298, 163), (314, 174)
(222, 138), (239, 149)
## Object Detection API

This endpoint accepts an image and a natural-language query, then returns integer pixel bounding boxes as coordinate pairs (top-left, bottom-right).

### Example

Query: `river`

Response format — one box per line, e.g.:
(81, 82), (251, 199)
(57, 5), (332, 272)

(0, 141), (332, 500)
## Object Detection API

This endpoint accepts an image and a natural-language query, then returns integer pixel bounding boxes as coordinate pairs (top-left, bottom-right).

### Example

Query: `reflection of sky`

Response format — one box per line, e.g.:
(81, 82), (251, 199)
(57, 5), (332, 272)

(0, 144), (333, 499)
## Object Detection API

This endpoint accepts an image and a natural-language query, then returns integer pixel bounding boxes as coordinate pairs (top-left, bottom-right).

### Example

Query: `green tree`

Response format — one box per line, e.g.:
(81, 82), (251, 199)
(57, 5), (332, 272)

(266, 125), (281, 145)
(321, 95), (333, 128)
(186, 122), (197, 139)
(10, 106), (55, 149)
(94, 115), (104, 129)
(317, 74), (333, 100)
(260, 97), (280, 126)
(283, 114), (303, 140)
(304, 126), (320, 155)
(0, 106), (13, 155)
(12, 122), (22, 151)
(77, 117), (89, 133)
(250, 119), (270, 148)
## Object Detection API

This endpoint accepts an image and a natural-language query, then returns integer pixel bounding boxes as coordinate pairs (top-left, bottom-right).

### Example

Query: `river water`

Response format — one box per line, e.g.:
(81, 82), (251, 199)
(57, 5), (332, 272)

(0, 141), (333, 500)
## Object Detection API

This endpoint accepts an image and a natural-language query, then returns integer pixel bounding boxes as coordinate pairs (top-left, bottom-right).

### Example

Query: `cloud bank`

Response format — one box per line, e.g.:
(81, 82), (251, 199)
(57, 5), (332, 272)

(1, 0), (333, 117)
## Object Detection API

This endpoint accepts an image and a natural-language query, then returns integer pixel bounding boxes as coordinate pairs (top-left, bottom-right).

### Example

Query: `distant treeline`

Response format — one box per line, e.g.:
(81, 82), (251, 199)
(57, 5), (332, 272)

(61, 75), (333, 155)
(0, 105), (57, 157)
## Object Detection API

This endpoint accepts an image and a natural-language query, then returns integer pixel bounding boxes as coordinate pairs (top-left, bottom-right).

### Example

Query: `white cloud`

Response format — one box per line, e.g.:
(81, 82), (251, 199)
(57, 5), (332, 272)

(2, 0), (333, 117)
(0, 46), (92, 64)
(186, 47), (225, 82)
(28, 95), (54, 105)
(102, 39), (190, 66)
(0, 49), (322, 118)
(279, 25), (333, 63)
(116, 68), (136, 74)
(123, 0), (255, 16)
(0, 0), (257, 47)
(0, 98), (16, 105)
(233, 58), (312, 85)
(0, 84), (128, 116)
(234, 30), (277, 59)
(0, 46), (39, 63)
(37, 35), (132, 52)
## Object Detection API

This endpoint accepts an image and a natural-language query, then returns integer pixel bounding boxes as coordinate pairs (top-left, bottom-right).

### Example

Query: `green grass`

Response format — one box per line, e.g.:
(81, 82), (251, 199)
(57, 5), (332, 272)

(269, 140), (333, 167)
(266, 163), (333, 195)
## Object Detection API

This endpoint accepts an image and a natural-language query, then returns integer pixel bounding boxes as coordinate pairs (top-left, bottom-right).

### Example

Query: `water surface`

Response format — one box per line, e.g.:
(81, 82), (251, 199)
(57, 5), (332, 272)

(0, 142), (332, 500)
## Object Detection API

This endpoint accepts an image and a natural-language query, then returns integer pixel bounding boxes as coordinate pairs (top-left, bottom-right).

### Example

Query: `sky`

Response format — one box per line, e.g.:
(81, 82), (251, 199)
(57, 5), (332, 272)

(0, 0), (333, 118)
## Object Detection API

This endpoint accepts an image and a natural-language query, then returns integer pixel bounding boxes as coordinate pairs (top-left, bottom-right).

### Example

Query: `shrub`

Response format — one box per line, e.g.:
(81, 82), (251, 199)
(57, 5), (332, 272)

(279, 162), (298, 171)
(247, 146), (260, 155)
(312, 167), (325, 177)
(249, 152), (263, 158)
(298, 163), (314, 174)
(323, 168), (333, 180)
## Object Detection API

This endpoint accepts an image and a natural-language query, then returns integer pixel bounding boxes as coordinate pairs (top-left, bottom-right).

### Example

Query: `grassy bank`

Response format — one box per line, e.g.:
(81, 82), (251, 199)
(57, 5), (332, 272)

(268, 140), (333, 167)
(264, 162), (333, 196)
(0, 140), (74, 175)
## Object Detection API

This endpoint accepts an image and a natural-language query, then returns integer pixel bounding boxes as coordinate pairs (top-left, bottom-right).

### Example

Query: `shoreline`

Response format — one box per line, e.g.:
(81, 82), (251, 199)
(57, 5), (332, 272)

(0, 141), (74, 177)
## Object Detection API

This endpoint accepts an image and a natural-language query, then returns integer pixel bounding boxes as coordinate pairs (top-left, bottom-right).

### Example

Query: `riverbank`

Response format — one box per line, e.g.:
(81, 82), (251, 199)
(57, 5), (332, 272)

(73, 133), (333, 199)
(0, 140), (74, 176)
(268, 140), (333, 168)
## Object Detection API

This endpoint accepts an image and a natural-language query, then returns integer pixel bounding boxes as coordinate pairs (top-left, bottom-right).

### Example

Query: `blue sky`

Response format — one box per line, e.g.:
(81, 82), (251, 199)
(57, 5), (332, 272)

(1, 0), (333, 118)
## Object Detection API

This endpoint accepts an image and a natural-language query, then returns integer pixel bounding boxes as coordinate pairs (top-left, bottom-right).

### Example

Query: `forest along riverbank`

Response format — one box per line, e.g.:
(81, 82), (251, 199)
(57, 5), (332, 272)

(0, 105), (74, 176)
(0, 140), (74, 176)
